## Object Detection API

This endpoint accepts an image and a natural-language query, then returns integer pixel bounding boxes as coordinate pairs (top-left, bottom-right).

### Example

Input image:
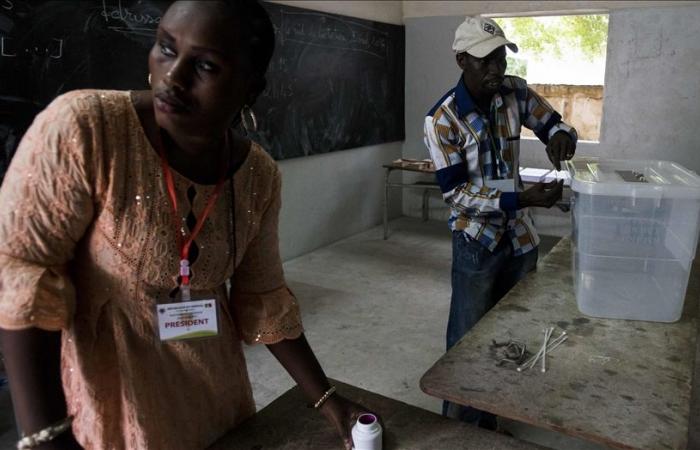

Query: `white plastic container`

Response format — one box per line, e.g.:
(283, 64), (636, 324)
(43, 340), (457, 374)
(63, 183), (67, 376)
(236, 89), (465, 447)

(351, 413), (382, 450)
(567, 158), (700, 322)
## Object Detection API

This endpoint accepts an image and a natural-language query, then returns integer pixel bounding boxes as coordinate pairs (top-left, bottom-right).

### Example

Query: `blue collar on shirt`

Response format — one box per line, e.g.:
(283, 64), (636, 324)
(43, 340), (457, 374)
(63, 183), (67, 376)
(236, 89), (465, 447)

(453, 76), (476, 119)
(453, 75), (512, 119)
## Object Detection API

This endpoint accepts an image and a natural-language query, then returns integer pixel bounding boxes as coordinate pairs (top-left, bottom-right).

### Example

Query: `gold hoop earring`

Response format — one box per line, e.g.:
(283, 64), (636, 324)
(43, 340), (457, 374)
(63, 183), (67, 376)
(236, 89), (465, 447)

(147, 73), (152, 86)
(240, 105), (257, 133)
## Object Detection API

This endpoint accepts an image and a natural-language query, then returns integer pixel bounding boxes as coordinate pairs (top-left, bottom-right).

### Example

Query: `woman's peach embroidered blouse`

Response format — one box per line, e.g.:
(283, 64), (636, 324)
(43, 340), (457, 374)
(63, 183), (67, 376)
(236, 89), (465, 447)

(0, 90), (303, 449)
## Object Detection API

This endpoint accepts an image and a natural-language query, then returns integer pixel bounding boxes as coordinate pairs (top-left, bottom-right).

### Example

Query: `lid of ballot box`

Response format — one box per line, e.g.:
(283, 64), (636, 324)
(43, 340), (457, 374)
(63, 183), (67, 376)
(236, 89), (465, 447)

(566, 157), (700, 198)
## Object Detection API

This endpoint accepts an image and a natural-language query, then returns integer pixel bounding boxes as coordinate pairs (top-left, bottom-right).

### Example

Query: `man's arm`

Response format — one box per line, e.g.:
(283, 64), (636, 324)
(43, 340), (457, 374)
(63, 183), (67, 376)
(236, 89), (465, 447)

(424, 114), (518, 214)
(521, 86), (578, 170)
(425, 103), (565, 213)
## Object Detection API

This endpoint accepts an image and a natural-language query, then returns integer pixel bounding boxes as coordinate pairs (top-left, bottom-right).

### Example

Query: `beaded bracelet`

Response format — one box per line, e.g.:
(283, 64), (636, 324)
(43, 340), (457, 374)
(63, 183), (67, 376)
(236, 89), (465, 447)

(17, 416), (74, 450)
(313, 385), (337, 409)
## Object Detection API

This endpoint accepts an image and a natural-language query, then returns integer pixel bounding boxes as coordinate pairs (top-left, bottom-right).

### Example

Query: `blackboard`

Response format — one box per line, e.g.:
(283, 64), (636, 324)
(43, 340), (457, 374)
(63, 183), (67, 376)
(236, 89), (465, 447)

(0, 1), (405, 181)
(252, 3), (405, 160)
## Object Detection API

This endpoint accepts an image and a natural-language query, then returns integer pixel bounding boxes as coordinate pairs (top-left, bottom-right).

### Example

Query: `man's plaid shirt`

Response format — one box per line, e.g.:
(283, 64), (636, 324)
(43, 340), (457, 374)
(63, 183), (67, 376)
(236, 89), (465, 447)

(424, 75), (577, 255)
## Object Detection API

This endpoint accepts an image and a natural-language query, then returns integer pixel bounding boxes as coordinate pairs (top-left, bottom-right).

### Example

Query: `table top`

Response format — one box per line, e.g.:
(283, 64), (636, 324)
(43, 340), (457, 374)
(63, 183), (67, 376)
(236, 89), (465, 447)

(209, 379), (546, 450)
(383, 162), (572, 185)
(383, 161), (436, 174)
(420, 237), (699, 450)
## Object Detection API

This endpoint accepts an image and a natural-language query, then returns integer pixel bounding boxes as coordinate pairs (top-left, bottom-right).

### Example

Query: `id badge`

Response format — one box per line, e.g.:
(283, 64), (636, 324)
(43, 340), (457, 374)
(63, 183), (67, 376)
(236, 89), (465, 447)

(157, 298), (219, 341)
(485, 178), (517, 193)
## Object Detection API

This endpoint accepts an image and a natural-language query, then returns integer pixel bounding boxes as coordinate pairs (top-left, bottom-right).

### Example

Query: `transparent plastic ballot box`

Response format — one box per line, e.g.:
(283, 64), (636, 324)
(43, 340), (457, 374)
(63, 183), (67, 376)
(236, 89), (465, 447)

(566, 158), (700, 322)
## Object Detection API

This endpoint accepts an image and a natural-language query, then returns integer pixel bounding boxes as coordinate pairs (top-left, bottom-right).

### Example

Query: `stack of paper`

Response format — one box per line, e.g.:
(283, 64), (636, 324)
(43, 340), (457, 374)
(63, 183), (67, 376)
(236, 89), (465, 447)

(519, 167), (571, 186)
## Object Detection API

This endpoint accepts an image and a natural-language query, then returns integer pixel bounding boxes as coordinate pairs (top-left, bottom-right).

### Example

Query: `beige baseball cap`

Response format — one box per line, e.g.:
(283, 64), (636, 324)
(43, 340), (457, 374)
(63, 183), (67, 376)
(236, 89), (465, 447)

(452, 16), (518, 58)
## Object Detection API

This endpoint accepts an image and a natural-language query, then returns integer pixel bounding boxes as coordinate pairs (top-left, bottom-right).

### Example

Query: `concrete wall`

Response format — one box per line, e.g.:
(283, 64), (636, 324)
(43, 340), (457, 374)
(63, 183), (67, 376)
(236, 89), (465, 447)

(263, 1), (404, 260)
(403, 4), (700, 235)
(277, 142), (403, 259)
(600, 5), (700, 170)
(525, 84), (604, 141)
(402, 1), (697, 18)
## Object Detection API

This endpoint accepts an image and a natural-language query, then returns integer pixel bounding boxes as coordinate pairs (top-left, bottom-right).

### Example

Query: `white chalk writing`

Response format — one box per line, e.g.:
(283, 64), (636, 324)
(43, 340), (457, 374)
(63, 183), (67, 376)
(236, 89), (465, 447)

(0, 37), (14, 57)
(262, 79), (295, 100)
(1, 0), (12, 11)
(101, 0), (160, 30)
(49, 38), (63, 59)
(1, 36), (63, 58)
(279, 11), (389, 59)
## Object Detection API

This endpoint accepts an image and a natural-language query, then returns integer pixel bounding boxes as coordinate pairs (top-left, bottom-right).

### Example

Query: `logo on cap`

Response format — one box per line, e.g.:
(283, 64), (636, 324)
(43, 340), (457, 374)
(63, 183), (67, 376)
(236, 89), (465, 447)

(483, 23), (496, 35)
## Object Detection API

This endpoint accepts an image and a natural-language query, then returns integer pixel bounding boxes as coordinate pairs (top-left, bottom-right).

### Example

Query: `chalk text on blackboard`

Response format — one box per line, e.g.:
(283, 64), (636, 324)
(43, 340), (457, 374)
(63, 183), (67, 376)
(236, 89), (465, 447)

(279, 11), (389, 60)
(101, 0), (160, 28)
(0, 37), (63, 59)
(1, 37), (15, 57)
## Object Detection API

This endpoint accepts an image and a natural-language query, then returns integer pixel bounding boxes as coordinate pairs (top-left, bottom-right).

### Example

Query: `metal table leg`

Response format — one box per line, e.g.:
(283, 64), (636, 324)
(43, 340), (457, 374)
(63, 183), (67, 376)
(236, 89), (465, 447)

(422, 189), (430, 221)
(383, 167), (391, 240)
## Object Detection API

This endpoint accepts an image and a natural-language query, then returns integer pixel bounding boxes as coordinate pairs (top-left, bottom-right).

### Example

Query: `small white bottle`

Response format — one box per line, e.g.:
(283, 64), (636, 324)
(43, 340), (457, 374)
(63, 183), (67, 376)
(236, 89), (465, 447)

(351, 413), (382, 450)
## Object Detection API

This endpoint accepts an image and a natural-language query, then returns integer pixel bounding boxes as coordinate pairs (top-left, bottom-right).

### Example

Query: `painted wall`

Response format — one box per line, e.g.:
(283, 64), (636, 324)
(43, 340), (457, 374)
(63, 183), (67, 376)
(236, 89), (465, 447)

(277, 142), (403, 259)
(403, 4), (700, 236)
(402, 1), (696, 19)
(263, 1), (405, 260)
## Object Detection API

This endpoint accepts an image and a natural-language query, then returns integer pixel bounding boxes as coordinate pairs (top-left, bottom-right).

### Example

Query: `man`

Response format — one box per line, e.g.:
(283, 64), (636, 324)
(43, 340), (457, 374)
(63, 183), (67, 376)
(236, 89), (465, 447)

(424, 16), (577, 427)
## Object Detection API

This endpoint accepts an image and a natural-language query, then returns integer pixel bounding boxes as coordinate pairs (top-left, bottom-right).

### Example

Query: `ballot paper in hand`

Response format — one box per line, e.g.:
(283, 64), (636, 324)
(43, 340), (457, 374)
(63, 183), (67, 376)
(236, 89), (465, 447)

(545, 170), (571, 186)
(519, 167), (550, 182)
(519, 167), (571, 186)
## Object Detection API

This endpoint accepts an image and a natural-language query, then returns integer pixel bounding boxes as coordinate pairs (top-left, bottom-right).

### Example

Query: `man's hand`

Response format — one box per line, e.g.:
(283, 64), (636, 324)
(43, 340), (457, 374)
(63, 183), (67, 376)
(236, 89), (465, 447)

(545, 131), (576, 171)
(517, 180), (563, 208)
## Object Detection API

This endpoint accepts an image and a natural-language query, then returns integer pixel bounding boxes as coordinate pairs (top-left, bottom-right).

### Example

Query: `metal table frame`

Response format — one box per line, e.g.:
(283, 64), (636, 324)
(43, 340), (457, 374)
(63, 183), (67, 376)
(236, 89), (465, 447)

(382, 163), (440, 240)
(382, 163), (571, 240)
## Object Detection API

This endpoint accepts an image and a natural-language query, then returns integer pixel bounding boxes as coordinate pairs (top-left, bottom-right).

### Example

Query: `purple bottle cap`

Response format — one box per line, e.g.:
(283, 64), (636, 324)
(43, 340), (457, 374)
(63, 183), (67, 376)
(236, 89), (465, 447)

(358, 413), (377, 425)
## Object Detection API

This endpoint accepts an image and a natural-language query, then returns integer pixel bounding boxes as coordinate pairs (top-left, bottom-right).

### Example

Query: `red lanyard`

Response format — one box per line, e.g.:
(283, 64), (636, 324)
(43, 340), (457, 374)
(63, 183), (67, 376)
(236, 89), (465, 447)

(155, 130), (228, 290)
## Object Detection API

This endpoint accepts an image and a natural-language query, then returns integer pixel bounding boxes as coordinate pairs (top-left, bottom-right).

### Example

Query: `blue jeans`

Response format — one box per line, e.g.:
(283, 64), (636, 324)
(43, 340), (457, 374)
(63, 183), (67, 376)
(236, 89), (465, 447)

(443, 232), (538, 426)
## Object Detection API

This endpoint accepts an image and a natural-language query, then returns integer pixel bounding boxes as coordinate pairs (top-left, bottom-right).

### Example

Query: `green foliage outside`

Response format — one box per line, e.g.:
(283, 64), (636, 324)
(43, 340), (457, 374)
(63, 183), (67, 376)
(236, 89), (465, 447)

(506, 56), (527, 78)
(495, 15), (609, 62)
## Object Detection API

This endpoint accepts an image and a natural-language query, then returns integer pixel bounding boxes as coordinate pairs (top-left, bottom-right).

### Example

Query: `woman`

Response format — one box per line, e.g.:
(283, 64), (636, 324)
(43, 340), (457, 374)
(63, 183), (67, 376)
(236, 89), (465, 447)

(0, 1), (376, 449)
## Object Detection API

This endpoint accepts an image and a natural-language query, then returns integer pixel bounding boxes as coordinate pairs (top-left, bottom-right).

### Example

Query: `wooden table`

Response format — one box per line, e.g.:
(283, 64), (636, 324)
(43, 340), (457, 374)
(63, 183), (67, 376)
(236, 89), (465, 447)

(420, 237), (699, 450)
(210, 379), (546, 449)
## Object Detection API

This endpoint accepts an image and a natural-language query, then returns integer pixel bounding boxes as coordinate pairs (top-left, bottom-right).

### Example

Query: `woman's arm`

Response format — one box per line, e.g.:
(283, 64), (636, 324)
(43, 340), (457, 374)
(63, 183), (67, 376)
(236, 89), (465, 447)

(0, 328), (81, 449)
(267, 334), (380, 450)
(266, 334), (330, 402)
(231, 165), (381, 448)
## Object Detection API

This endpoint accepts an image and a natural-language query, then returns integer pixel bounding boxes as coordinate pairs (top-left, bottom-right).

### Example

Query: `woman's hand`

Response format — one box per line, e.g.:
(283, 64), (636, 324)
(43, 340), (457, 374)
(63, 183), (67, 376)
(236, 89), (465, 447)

(35, 431), (83, 450)
(265, 336), (382, 448)
(0, 329), (82, 450)
(319, 394), (382, 450)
